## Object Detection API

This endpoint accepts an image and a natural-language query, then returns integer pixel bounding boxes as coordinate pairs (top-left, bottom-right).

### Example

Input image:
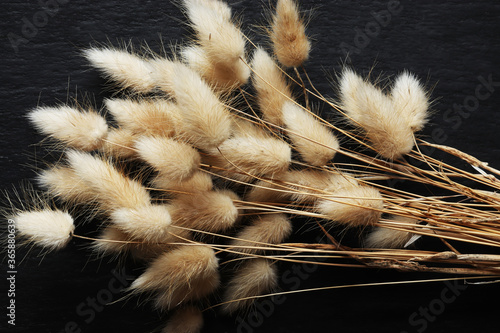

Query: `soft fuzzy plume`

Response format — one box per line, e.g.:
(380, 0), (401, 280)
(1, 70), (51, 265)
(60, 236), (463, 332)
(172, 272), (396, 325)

(130, 245), (220, 310)
(270, 0), (311, 67)
(182, 0), (249, 89)
(28, 106), (108, 151)
(11, 209), (74, 251)
(222, 259), (278, 314)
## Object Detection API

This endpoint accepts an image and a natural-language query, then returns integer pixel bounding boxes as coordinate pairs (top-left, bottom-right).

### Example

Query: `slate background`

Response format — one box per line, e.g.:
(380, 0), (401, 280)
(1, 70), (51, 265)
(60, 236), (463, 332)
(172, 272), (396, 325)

(1, 0), (500, 332)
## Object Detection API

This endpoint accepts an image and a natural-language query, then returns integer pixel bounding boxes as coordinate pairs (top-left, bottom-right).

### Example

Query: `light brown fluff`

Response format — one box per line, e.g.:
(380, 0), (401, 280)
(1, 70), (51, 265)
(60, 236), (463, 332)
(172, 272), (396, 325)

(152, 170), (213, 194)
(204, 119), (291, 182)
(282, 101), (339, 166)
(99, 128), (137, 159)
(65, 150), (173, 241)
(135, 136), (201, 182)
(251, 47), (293, 125)
(222, 259), (278, 314)
(314, 185), (384, 227)
(270, 0), (311, 67)
(66, 150), (151, 210)
(230, 214), (292, 255)
(182, 0), (250, 89)
(105, 98), (181, 138)
(11, 209), (74, 251)
(28, 106), (108, 151)
(170, 190), (239, 233)
(365, 216), (419, 248)
(84, 47), (156, 93)
(130, 245), (220, 310)
(162, 306), (204, 333)
(38, 165), (96, 205)
(152, 60), (233, 149)
(339, 68), (428, 160)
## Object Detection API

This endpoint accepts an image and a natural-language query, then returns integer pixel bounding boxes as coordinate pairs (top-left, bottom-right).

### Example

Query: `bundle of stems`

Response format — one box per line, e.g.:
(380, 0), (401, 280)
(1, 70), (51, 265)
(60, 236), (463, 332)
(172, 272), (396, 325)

(5, 0), (500, 331)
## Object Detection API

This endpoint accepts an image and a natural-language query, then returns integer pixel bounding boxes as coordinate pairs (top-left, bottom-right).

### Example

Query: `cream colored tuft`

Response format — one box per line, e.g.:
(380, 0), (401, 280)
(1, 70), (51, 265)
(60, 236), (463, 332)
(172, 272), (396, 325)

(84, 48), (156, 93)
(315, 184), (383, 227)
(162, 306), (204, 333)
(391, 71), (429, 132)
(230, 214), (292, 255)
(28, 106), (108, 151)
(170, 190), (239, 233)
(222, 259), (278, 314)
(12, 209), (74, 250)
(131, 245), (220, 310)
(251, 47), (292, 125)
(105, 98), (181, 137)
(182, 0), (249, 89)
(339, 68), (429, 160)
(135, 136), (201, 182)
(66, 150), (151, 210)
(365, 216), (419, 248)
(37, 165), (96, 204)
(270, 0), (311, 67)
(205, 120), (291, 181)
(282, 101), (339, 166)
(153, 61), (232, 149)
(110, 205), (172, 242)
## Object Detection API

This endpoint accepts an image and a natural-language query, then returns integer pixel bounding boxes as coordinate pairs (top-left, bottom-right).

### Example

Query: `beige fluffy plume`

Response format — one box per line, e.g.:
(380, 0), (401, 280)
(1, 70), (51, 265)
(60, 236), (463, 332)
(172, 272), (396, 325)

(251, 47), (293, 125)
(162, 306), (204, 333)
(282, 101), (339, 166)
(105, 98), (181, 138)
(28, 106), (108, 151)
(365, 216), (419, 248)
(182, 0), (250, 89)
(270, 0), (311, 67)
(339, 68), (428, 160)
(153, 60), (233, 149)
(11, 209), (74, 251)
(230, 214), (292, 255)
(222, 259), (278, 314)
(130, 245), (220, 310)
(84, 47), (156, 93)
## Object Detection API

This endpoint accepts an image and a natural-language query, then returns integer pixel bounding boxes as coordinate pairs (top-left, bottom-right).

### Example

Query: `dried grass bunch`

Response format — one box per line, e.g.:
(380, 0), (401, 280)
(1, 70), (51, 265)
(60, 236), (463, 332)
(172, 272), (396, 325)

(4, 0), (500, 331)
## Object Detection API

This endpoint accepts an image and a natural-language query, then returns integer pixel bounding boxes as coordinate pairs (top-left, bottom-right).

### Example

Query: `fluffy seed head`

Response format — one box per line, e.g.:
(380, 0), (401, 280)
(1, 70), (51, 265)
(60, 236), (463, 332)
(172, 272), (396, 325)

(251, 47), (293, 125)
(105, 98), (181, 137)
(162, 307), (204, 333)
(135, 136), (201, 182)
(152, 170), (213, 193)
(282, 101), (339, 166)
(365, 216), (419, 248)
(110, 204), (172, 242)
(37, 165), (96, 204)
(339, 68), (425, 160)
(391, 71), (429, 131)
(153, 61), (232, 149)
(182, 0), (249, 89)
(170, 190), (239, 233)
(12, 209), (74, 251)
(222, 259), (278, 314)
(84, 48), (156, 93)
(205, 122), (291, 181)
(99, 128), (137, 159)
(230, 214), (292, 255)
(66, 150), (151, 210)
(28, 106), (108, 151)
(270, 0), (311, 67)
(131, 245), (220, 310)
(315, 185), (383, 227)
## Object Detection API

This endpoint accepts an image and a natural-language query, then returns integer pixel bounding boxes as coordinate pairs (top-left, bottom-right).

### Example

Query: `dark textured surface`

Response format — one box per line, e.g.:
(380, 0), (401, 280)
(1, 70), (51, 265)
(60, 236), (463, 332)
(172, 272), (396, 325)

(1, 1), (500, 332)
